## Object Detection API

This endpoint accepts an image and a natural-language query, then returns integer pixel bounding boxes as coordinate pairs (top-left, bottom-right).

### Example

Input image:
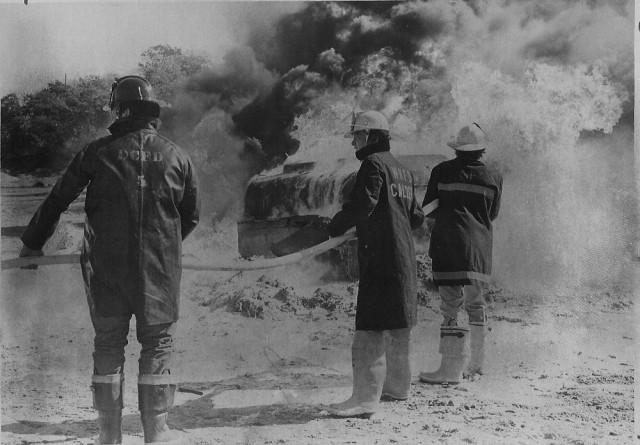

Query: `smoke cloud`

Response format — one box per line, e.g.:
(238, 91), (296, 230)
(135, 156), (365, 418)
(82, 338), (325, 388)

(164, 0), (633, 292)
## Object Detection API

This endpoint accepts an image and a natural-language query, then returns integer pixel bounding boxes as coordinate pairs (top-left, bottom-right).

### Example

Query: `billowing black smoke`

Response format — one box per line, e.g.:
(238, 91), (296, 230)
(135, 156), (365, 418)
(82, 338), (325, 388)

(232, 65), (333, 164)
(248, 2), (443, 73)
(234, 1), (450, 161)
(232, 0), (632, 166)
(160, 1), (459, 221)
(162, 0), (633, 228)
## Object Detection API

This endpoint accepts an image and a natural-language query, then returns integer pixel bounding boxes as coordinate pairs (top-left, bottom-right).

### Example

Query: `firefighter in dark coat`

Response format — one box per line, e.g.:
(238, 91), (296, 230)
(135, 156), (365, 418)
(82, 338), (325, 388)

(19, 76), (199, 444)
(419, 123), (502, 385)
(325, 110), (425, 418)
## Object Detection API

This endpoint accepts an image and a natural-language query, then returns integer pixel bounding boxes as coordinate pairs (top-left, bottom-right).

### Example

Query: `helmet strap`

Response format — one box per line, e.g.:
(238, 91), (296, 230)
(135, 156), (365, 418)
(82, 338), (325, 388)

(364, 129), (375, 145)
(107, 80), (118, 110)
(349, 111), (357, 133)
(116, 106), (131, 120)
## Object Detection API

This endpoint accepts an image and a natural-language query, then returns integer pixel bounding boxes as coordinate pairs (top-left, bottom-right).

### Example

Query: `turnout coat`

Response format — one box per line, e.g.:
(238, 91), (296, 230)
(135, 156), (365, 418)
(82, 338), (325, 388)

(328, 141), (425, 331)
(423, 156), (502, 286)
(21, 117), (200, 325)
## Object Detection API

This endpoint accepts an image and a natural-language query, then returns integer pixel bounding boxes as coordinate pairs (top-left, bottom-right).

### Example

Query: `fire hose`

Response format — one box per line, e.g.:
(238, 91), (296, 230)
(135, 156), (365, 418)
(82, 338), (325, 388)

(1, 200), (438, 272)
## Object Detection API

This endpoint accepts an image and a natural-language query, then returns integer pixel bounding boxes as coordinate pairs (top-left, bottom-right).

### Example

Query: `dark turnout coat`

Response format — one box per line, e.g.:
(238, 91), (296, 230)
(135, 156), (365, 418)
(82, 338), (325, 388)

(328, 141), (425, 331)
(21, 117), (199, 325)
(423, 156), (502, 286)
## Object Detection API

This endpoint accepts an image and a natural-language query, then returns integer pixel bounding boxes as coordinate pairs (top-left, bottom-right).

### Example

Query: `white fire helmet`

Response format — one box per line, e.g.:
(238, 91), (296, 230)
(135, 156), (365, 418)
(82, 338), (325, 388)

(447, 123), (489, 151)
(344, 110), (390, 138)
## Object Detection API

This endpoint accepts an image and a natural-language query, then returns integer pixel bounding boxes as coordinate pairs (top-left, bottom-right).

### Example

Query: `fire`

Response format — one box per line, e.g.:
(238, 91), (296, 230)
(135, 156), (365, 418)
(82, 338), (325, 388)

(166, 0), (633, 292)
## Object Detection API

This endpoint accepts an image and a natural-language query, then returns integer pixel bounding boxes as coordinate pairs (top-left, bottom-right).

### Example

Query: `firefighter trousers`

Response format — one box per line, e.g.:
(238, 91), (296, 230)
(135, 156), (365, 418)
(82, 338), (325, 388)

(91, 315), (176, 376)
(439, 283), (485, 325)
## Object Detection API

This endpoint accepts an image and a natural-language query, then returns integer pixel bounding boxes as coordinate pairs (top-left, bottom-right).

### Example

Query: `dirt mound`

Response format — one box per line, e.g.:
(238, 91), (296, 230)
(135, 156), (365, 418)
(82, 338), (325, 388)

(192, 272), (359, 321)
(187, 254), (445, 322)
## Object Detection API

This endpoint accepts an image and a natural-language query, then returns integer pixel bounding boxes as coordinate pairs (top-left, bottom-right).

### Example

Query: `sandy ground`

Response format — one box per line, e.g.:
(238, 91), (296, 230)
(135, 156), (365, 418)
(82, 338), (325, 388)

(1, 179), (637, 445)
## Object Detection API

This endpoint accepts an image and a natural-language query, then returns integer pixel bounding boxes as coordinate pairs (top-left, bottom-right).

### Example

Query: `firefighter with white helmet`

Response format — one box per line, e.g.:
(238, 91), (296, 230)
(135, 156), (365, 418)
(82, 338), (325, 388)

(343, 109), (391, 137)
(325, 110), (425, 418)
(419, 123), (503, 385)
(20, 75), (199, 444)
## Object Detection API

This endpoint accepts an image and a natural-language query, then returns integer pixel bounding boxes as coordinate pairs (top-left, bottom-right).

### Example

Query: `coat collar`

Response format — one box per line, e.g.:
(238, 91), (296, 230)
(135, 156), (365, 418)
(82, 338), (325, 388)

(108, 117), (160, 137)
(355, 139), (390, 161)
(454, 156), (485, 167)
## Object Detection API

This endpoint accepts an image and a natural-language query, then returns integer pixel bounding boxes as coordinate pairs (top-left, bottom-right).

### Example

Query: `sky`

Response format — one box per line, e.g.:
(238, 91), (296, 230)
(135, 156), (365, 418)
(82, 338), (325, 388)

(0, 0), (302, 97)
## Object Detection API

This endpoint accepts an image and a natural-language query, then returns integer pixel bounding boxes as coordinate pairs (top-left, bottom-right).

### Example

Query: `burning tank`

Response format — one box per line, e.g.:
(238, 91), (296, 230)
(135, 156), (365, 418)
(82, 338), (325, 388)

(238, 153), (446, 280)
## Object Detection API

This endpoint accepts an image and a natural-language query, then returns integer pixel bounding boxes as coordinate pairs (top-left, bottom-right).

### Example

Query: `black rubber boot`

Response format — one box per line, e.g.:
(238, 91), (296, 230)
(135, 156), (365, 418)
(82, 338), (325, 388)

(91, 374), (124, 444)
(138, 375), (182, 444)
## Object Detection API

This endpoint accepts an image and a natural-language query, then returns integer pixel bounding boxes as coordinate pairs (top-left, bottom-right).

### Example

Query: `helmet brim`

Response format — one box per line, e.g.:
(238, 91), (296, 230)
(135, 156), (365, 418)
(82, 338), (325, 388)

(103, 98), (171, 112)
(340, 126), (402, 140)
(344, 130), (357, 138)
(151, 98), (171, 109)
(447, 141), (484, 151)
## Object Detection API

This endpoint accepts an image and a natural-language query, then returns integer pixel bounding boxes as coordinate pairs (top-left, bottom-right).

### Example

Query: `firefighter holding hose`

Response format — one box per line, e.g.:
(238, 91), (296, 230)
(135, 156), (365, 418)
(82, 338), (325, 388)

(419, 123), (502, 385)
(19, 75), (199, 444)
(325, 110), (425, 418)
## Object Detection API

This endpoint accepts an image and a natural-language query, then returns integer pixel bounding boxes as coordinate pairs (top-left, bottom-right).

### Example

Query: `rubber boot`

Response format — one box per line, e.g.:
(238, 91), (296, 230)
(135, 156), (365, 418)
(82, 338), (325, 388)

(419, 326), (469, 385)
(381, 328), (411, 401)
(464, 323), (485, 377)
(91, 374), (124, 444)
(138, 374), (182, 444)
(327, 330), (386, 418)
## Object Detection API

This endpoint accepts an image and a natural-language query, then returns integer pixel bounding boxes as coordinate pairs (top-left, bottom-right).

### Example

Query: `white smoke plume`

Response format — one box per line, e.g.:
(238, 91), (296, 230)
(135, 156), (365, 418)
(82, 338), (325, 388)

(287, 0), (634, 293)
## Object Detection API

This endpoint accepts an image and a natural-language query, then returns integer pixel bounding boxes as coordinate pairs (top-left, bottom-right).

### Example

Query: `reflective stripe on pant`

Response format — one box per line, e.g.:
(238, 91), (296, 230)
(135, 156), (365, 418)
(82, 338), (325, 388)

(91, 315), (176, 376)
(439, 283), (485, 324)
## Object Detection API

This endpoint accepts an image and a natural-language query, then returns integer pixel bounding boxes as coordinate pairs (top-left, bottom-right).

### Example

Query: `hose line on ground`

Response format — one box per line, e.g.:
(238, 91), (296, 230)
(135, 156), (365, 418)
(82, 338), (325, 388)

(2, 201), (438, 272)
(0, 230), (356, 271)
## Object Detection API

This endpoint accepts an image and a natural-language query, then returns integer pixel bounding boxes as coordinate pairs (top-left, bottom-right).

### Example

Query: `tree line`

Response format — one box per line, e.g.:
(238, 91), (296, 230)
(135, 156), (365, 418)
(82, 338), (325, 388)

(1, 45), (208, 175)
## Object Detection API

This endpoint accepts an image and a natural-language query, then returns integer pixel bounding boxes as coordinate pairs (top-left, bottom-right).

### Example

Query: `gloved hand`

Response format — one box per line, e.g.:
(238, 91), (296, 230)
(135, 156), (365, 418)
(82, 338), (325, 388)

(326, 222), (345, 238)
(312, 215), (347, 238)
(19, 244), (43, 270)
(308, 216), (332, 236)
(312, 216), (331, 231)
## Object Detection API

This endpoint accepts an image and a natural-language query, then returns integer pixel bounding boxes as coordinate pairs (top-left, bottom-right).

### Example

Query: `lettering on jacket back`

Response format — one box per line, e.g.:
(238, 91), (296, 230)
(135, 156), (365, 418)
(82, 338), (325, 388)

(117, 149), (163, 162)
(388, 165), (414, 201)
